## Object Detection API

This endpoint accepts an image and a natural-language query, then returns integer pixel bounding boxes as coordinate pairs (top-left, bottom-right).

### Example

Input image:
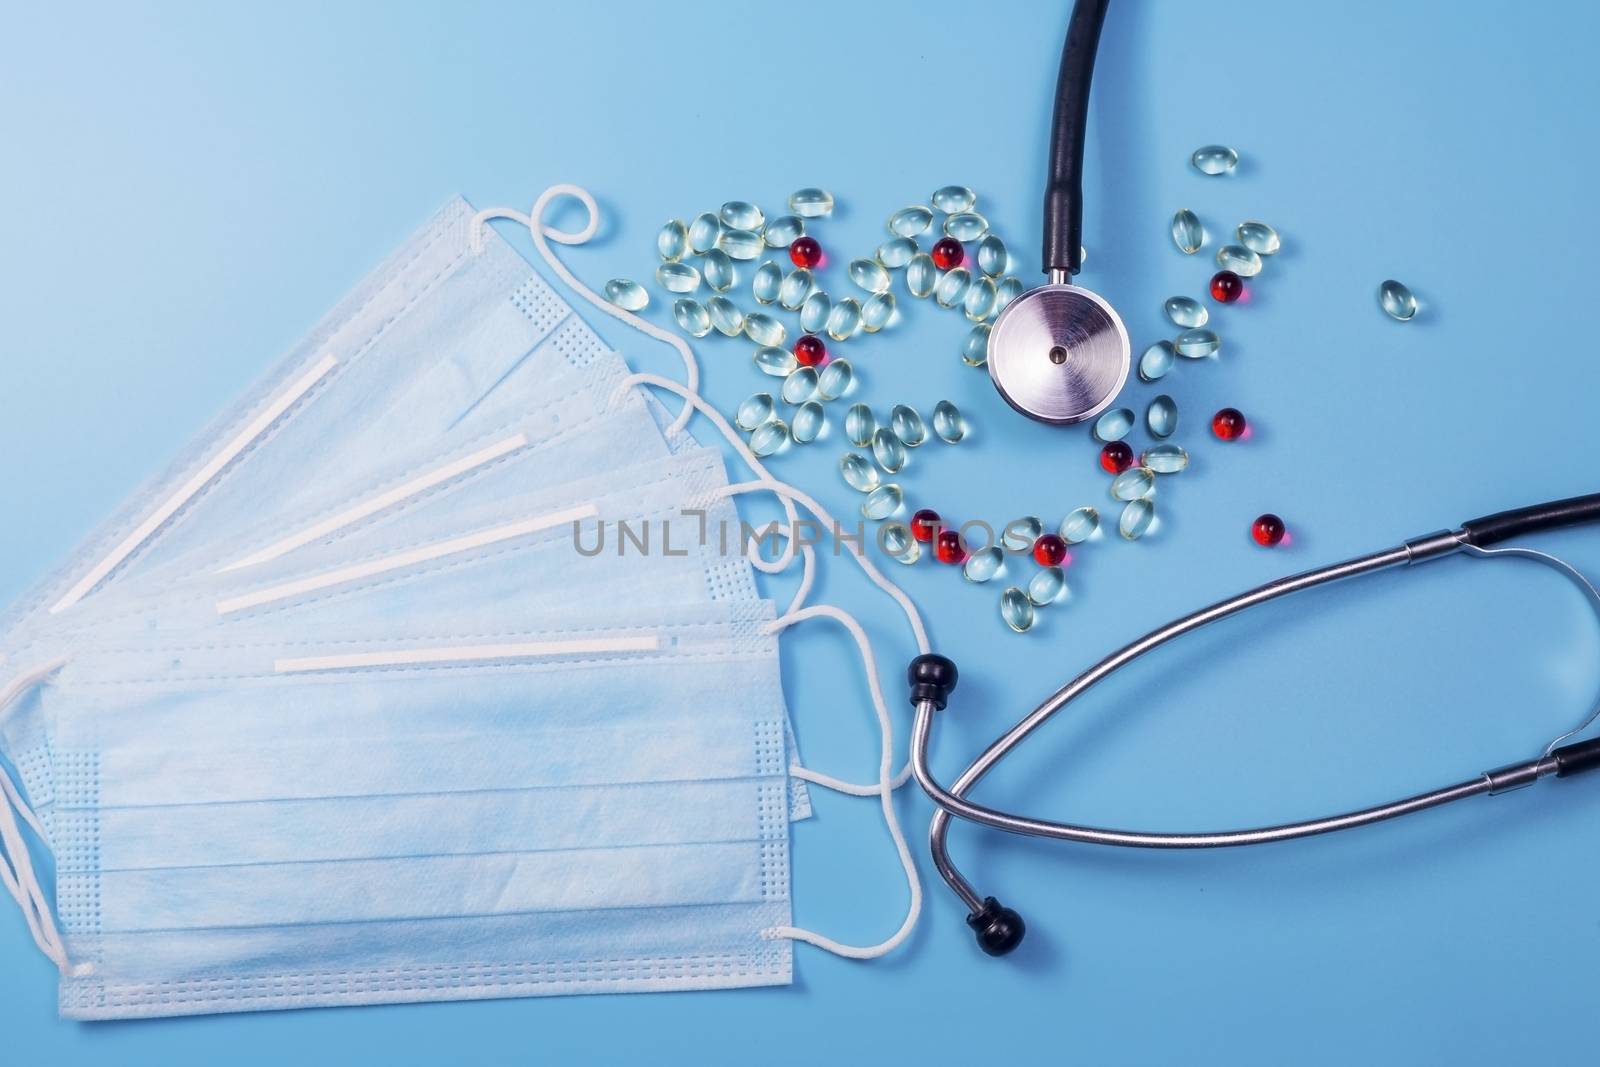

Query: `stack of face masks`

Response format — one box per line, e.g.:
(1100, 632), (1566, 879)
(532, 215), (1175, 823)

(0, 186), (928, 1019)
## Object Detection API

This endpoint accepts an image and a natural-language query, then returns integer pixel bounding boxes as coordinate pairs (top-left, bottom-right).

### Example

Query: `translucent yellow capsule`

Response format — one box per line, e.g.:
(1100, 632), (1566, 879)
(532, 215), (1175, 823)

(890, 404), (927, 447)
(764, 215), (804, 248)
(720, 228), (763, 261)
(1191, 145), (1238, 176)
(963, 277), (997, 321)
(702, 248), (735, 292)
(1237, 220), (1280, 256)
(1146, 394), (1178, 439)
(849, 258), (891, 294)
(781, 366), (818, 404)
(817, 358), (853, 400)
(800, 290), (831, 334)
(708, 296), (745, 337)
(791, 401), (825, 444)
(976, 234), (1008, 277)
(1110, 466), (1156, 501)
(1027, 566), (1066, 606)
(752, 261), (783, 305)
(605, 278), (649, 311)
(753, 344), (796, 377)
(657, 219), (688, 262)
(1174, 328), (1220, 358)
(743, 312), (786, 347)
(1059, 505), (1099, 544)
(906, 254), (938, 298)
(881, 521), (920, 564)
(1093, 407), (1134, 443)
(1119, 498), (1155, 540)
(1215, 244), (1262, 277)
(1002, 517), (1043, 552)
(877, 236), (918, 269)
(1140, 444), (1189, 474)
(888, 205), (934, 238)
(1000, 587), (1035, 633)
(788, 187), (834, 218)
(1379, 279), (1418, 321)
(961, 324), (990, 367)
(826, 298), (862, 341)
(1171, 209), (1204, 254)
(779, 268), (815, 310)
(840, 452), (880, 492)
(934, 267), (972, 308)
(1138, 340), (1175, 383)
(845, 403), (876, 446)
(963, 546), (1005, 584)
(994, 276), (1024, 314)
(735, 392), (775, 432)
(720, 200), (764, 231)
(1164, 296), (1207, 328)
(861, 291), (896, 332)
(944, 212), (988, 241)
(656, 262), (701, 294)
(673, 297), (712, 337)
(689, 212), (722, 254)
(862, 484), (904, 521)
(872, 427), (907, 473)
(931, 185), (977, 213)
(932, 400), (966, 443)
(750, 418), (789, 458)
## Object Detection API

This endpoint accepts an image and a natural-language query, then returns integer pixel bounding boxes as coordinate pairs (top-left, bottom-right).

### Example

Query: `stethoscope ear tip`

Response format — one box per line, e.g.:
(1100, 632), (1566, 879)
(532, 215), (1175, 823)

(967, 897), (1026, 957)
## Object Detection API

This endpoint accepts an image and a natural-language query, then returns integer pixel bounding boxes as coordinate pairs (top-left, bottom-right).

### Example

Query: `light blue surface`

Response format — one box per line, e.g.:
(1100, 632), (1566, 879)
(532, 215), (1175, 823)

(2, 0), (1598, 1060)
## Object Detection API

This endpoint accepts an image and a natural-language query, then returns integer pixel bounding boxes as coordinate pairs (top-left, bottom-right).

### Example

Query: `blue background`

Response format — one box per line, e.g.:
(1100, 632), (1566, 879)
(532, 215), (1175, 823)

(2, 0), (1598, 1062)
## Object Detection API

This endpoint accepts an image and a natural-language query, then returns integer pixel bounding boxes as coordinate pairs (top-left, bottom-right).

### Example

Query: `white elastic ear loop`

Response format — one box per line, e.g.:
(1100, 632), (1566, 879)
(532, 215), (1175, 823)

(758, 605), (920, 958)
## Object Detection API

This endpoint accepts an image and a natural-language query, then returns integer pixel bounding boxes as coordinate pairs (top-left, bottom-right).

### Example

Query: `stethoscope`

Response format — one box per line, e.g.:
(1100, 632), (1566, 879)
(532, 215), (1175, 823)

(911, 495), (1600, 955)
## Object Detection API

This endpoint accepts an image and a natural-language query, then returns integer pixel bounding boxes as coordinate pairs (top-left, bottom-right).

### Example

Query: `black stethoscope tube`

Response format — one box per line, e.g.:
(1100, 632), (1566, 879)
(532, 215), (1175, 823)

(1043, 0), (1109, 277)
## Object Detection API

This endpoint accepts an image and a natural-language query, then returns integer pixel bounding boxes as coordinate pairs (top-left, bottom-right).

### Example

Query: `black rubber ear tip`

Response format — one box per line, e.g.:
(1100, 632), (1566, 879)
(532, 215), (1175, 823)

(966, 896), (1025, 957)
(908, 654), (959, 710)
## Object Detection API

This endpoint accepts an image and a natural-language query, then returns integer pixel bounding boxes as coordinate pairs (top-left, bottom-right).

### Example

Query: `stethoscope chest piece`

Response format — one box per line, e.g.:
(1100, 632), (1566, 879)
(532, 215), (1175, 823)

(987, 281), (1129, 424)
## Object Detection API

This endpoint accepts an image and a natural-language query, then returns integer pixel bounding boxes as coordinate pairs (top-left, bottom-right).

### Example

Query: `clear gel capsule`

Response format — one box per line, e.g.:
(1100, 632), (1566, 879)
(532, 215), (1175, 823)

(1028, 566), (1066, 606)
(963, 546), (1005, 583)
(1191, 144), (1239, 176)
(1111, 466), (1156, 501)
(1174, 328), (1220, 358)
(702, 249), (735, 292)
(862, 484), (904, 521)
(964, 277), (997, 321)
(1093, 406), (1135, 443)
(1002, 517), (1044, 552)
(788, 187), (834, 218)
(906, 254), (938, 298)
(1164, 296), (1207, 328)
(840, 451), (880, 492)
(1000, 587), (1036, 633)
(994, 276), (1024, 314)
(931, 185), (977, 213)
(976, 234), (1008, 277)
(708, 296), (745, 336)
(932, 400), (965, 443)
(658, 219), (689, 262)
(792, 401), (825, 444)
(1171, 208), (1204, 254)
(826, 297), (862, 341)
(877, 236), (918, 269)
(944, 211), (988, 241)
(888, 205), (934, 238)
(1237, 220), (1280, 256)
(1139, 340), (1175, 382)
(872, 427), (907, 473)
(720, 200), (764, 231)
(1146, 394), (1178, 438)
(1379, 279), (1418, 321)
(861, 291), (896, 332)
(735, 392), (775, 431)
(961, 324), (991, 367)
(753, 344), (797, 377)
(720, 228), (763, 261)
(1059, 505), (1099, 544)
(882, 520), (920, 563)
(744, 312), (786, 347)
(764, 215), (804, 248)
(1119, 498), (1155, 540)
(750, 418), (789, 458)
(934, 267), (972, 308)
(673, 297), (712, 337)
(752, 261), (782, 304)
(800, 290), (831, 334)
(845, 403), (876, 446)
(779, 268), (815, 310)
(890, 404), (927, 447)
(1141, 443), (1189, 473)
(605, 278), (649, 311)
(818, 358), (853, 400)
(849, 258), (891, 294)
(781, 366), (818, 404)
(656, 262), (701, 294)
(1216, 244), (1262, 277)
(689, 212), (722, 254)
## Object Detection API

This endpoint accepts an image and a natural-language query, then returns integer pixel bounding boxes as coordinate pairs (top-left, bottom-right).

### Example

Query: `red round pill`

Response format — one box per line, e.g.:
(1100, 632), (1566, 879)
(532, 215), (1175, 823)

(1210, 270), (1243, 303)
(931, 237), (964, 271)
(1252, 513), (1286, 547)
(794, 334), (826, 366)
(1211, 407), (1247, 441)
(789, 236), (822, 269)
(1099, 441), (1134, 474)
(935, 528), (965, 565)
(1032, 534), (1068, 567)
(911, 508), (941, 543)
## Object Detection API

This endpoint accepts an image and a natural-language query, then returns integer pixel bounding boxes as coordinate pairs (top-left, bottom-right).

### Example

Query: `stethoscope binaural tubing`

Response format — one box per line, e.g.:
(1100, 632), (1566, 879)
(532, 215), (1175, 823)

(908, 492), (1600, 956)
